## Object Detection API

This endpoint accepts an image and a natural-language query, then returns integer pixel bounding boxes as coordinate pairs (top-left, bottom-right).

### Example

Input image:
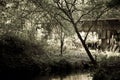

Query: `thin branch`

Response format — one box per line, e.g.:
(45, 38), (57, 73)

(75, 5), (100, 24)
(56, 13), (71, 22)
(70, 0), (77, 10)
(64, 0), (70, 10)
(84, 7), (110, 42)
(56, 2), (73, 22)
(84, 24), (94, 42)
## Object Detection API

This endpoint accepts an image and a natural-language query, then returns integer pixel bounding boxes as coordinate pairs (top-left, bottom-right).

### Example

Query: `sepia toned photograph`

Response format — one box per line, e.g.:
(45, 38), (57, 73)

(0, 0), (120, 80)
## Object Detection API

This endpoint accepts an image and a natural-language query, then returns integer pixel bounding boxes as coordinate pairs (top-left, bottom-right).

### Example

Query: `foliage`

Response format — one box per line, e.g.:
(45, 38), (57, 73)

(1, 0), (120, 77)
(0, 33), (47, 76)
(93, 56), (120, 80)
(107, 0), (120, 8)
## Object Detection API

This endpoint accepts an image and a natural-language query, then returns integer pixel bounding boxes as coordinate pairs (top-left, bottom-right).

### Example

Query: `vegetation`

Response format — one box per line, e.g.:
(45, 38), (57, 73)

(93, 56), (120, 80)
(0, 0), (120, 80)
(92, 1), (120, 80)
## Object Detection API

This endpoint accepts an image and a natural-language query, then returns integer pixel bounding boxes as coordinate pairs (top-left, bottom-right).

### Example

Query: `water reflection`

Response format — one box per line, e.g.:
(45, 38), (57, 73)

(34, 73), (92, 80)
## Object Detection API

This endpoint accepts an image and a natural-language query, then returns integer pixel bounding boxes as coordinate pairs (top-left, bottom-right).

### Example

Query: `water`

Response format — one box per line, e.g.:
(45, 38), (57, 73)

(33, 73), (92, 80)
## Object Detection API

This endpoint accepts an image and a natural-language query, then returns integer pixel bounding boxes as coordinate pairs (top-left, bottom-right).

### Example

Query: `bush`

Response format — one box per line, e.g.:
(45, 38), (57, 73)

(0, 34), (42, 78)
(93, 56), (120, 80)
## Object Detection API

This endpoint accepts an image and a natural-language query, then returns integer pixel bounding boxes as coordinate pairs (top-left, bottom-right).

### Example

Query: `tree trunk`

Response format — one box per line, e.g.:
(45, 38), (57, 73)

(60, 39), (63, 56)
(73, 23), (97, 65)
(60, 25), (64, 56)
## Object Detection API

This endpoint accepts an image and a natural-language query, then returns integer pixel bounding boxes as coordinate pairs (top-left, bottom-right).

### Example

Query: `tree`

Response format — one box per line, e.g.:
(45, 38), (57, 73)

(55, 17), (72, 56)
(55, 20), (66, 56)
(30, 0), (110, 65)
(51, 0), (110, 65)
(0, 0), (37, 40)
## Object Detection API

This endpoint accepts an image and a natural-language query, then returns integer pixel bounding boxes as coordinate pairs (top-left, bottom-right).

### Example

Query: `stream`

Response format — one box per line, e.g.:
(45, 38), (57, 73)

(33, 72), (92, 80)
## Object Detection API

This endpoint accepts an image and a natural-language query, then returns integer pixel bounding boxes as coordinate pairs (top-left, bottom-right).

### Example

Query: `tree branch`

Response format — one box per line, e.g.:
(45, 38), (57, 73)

(56, 13), (71, 22)
(84, 7), (110, 42)
(75, 5), (100, 24)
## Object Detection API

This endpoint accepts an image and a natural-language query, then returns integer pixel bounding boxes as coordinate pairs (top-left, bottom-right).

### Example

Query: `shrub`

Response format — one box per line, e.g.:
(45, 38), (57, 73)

(0, 34), (42, 77)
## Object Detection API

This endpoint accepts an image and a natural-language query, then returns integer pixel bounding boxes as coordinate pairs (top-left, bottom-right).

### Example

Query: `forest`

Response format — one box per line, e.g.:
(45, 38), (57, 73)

(0, 0), (120, 80)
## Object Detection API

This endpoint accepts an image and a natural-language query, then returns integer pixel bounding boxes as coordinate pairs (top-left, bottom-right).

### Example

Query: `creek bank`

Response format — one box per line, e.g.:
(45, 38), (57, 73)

(93, 56), (120, 80)
(0, 34), (95, 79)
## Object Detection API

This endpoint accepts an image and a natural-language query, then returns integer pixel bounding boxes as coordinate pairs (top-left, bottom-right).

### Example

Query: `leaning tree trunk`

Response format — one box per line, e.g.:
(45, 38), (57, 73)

(73, 23), (97, 65)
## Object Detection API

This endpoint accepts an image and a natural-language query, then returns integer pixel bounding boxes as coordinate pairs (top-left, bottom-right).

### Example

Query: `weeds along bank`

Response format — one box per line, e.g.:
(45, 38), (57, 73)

(93, 56), (120, 80)
(0, 34), (94, 78)
(0, 34), (41, 77)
